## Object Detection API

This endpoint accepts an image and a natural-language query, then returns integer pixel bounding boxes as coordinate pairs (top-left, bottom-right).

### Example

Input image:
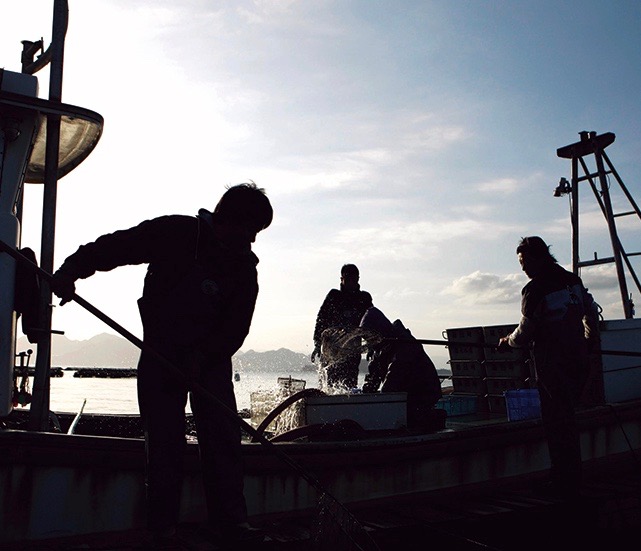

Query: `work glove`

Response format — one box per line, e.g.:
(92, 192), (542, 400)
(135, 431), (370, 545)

(50, 271), (76, 306)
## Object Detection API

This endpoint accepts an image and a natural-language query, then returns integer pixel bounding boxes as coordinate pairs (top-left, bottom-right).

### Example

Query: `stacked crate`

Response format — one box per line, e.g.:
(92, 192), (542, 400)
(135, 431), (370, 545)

(482, 324), (534, 414)
(444, 324), (535, 415)
(444, 327), (488, 412)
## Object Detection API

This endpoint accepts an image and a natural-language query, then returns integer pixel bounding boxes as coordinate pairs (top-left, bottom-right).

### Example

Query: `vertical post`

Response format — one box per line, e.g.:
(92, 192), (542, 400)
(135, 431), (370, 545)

(570, 156), (579, 275)
(29, 0), (68, 431)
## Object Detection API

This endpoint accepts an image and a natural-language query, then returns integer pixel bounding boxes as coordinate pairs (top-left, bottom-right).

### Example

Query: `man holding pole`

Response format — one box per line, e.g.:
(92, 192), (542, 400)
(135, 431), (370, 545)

(50, 182), (273, 547)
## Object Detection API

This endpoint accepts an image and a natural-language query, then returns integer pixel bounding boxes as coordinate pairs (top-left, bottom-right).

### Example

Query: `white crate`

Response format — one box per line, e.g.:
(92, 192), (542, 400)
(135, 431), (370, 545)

(305, 392), (407, 430)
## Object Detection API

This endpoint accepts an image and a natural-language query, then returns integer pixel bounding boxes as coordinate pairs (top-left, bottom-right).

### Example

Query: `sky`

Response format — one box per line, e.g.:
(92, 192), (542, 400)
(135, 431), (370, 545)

(2, 0), (641, 369)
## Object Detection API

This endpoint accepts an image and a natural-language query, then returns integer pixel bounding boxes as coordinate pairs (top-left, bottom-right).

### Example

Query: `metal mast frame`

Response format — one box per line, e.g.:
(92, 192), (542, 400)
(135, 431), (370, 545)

(556, 130), (641, 319)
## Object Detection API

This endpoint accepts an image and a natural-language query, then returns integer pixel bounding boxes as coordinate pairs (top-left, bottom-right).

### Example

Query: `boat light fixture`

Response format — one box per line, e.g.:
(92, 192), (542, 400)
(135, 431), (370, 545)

(553, 177), (571, 197)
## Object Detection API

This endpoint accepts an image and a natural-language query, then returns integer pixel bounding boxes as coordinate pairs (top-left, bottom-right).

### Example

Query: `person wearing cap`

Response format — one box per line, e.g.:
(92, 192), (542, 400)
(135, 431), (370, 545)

(51, 182), (272, 547)
(498, 236), (599, 499)
(359, 306), (442, 429)
(311, 264), (373, 391)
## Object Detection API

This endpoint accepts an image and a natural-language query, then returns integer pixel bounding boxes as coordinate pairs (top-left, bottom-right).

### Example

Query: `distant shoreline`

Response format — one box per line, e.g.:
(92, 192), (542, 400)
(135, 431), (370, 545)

(19, 365), (453, 381)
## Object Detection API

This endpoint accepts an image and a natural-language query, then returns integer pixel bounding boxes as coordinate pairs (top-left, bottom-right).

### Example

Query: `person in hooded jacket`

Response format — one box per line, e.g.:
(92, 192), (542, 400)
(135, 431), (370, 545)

(50, 182), (272, 548)
(359, 306), (442, 429)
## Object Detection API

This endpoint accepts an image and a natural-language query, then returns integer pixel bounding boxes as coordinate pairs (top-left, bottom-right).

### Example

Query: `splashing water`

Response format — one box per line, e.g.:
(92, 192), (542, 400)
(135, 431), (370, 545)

(317, 327), (382, 394)
(249, 376), (307, 436)
(320, 327), (382, 361)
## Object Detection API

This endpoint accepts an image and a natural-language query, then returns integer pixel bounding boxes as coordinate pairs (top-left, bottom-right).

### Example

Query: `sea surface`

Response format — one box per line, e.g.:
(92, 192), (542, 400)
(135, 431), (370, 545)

(39, 368), (361, 415)
(20, 367), (452, 417)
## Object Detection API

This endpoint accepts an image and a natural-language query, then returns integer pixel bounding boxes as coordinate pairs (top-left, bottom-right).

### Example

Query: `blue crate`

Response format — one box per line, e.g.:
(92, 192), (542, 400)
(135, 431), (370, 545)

(504, 389), (541, 421)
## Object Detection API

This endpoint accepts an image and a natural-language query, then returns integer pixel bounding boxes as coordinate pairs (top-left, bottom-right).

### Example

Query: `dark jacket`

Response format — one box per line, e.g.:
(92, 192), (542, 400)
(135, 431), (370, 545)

(508, 262), (598, 391)
(363, 320), (442, 405)
(55, 209), (259, 358)
(313, 287), (373, 350)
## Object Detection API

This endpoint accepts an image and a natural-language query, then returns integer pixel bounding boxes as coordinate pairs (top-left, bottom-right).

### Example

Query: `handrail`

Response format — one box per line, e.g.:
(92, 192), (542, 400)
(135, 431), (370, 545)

(384, 337), (641, 358)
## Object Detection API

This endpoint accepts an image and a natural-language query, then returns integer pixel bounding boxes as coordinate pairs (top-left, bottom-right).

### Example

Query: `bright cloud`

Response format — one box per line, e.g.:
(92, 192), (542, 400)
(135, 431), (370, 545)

(442, 271), (525, 305)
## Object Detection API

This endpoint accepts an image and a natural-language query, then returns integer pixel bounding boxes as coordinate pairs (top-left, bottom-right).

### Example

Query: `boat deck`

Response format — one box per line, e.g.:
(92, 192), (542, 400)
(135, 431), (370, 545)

(4, 450), (639, 551)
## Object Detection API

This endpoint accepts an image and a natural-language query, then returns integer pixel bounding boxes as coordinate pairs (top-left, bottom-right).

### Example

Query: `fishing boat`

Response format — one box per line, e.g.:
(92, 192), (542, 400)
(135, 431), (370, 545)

(1, 2), (641, 548)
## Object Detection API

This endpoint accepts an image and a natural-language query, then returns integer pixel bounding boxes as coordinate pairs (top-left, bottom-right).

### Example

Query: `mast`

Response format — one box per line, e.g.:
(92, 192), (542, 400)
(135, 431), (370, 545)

(556, 131), (640, 319)
(28, 0), (68, 430)
(0, 1), (102, 421)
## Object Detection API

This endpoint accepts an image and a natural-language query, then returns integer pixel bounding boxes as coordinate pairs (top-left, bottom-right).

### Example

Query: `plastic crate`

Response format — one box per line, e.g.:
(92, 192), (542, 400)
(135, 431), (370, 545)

(277, 376), (306, 393)
(505, 389), (541, 422)
(484, 360), (531, 379)
(452, 376), (487, 395)
(444, 327), (484, 343)
(485, 377), (530, 395)
(444, 327), (485, 361)
(447, 344), (485, 362)
(436, 394), (478, 416)
(483, 345), (528, 362)
(449, 360), (485, 377)
(482, 324), (528, 361)
(483, 345), (528, 361)
(482, 324), (517, 343)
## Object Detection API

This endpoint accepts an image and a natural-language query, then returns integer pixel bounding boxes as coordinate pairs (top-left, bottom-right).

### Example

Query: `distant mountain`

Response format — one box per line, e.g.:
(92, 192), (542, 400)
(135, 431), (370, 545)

(15, 333), (316, 371)
(234, 348), (315, 373)
(15, 333), (452, 375)
(17, 333), (140, 368)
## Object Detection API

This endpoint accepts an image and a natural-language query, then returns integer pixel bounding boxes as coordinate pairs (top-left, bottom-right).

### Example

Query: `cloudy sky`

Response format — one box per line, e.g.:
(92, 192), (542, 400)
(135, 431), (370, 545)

(3, 0), (640, 368)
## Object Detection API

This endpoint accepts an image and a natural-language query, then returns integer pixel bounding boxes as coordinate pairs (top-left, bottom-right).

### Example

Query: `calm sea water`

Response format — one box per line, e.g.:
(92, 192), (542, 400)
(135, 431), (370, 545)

(22, 368), (451, 416)
(40, 369), (363, 415)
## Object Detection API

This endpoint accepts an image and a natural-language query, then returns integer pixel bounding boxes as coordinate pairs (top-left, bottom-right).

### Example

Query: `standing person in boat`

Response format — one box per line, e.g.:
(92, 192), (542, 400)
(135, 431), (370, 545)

(311, 264), (373, 391)
(359, 306), (443, 428)
(50, 182), (273, 547)
(498, 236), (599, 499)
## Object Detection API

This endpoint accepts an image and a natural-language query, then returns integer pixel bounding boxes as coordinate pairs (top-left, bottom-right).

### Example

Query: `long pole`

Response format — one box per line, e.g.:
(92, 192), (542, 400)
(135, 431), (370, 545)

(29, 0), (69, 431)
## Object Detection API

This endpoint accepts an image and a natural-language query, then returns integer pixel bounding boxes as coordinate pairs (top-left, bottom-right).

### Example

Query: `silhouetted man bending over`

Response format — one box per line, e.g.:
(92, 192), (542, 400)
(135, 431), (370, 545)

(51, 182), (273, 547)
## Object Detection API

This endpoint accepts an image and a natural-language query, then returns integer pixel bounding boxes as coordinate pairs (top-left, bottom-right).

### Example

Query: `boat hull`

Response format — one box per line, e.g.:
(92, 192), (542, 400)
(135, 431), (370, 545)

(2, 398), (640, 543)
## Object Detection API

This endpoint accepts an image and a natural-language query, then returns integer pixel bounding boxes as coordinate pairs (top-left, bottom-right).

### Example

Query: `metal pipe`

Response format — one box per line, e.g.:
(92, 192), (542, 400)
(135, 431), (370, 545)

(571, 155), (579, 275)
(602, 150), (641, 219)
(384, 337), (641, 358)
(592, 137), (632, 318)
(29, 0), (68, 431)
